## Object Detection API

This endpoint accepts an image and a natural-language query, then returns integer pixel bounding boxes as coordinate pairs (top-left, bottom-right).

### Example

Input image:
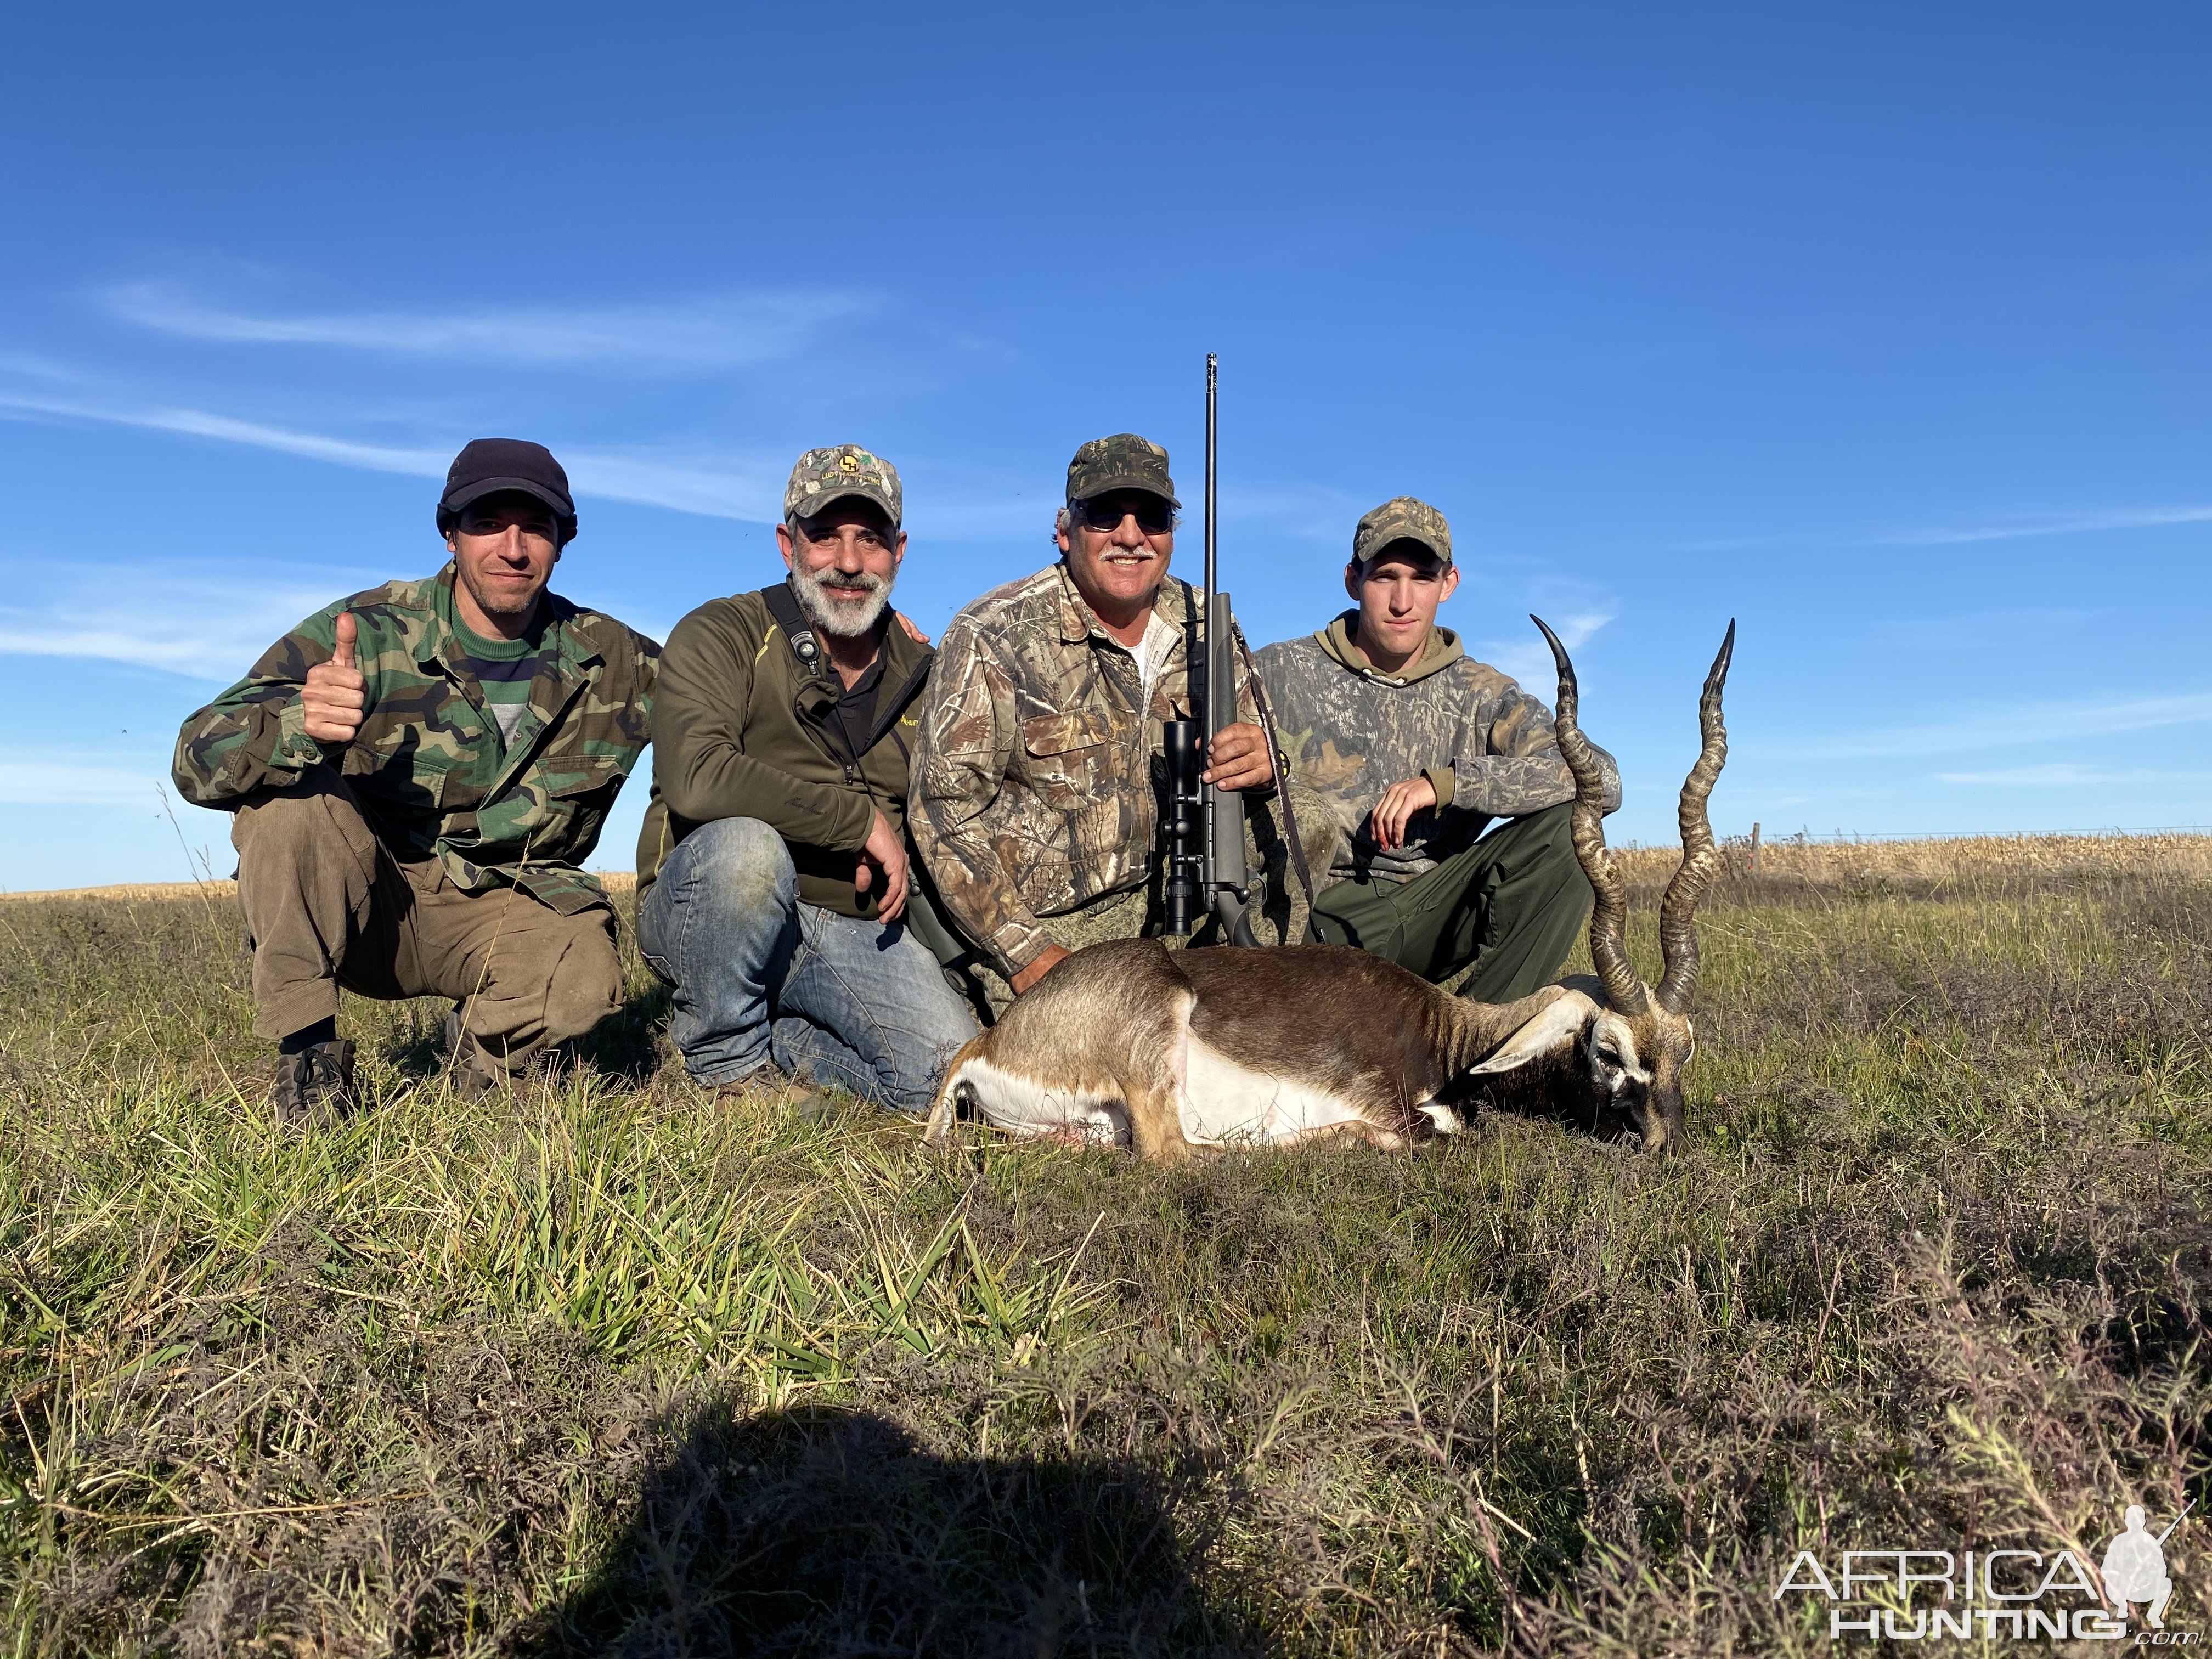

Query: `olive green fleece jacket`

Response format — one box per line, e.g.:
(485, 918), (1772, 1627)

(635, 587), (933, 918)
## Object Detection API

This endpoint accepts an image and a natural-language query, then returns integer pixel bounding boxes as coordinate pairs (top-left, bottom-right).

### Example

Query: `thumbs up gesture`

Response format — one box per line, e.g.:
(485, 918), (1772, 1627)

(302, 610), (367, 743)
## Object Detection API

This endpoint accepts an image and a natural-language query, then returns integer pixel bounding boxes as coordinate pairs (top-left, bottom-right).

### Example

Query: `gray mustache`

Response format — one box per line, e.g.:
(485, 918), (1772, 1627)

(802, 568), (887, 597)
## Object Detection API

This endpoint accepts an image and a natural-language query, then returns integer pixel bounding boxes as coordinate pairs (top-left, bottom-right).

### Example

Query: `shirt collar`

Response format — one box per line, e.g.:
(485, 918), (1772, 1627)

(1053, 559), (1196, 646)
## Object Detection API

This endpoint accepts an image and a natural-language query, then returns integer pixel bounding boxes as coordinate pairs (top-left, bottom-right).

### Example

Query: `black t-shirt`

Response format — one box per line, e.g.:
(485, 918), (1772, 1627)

(831, 654), (885, 762)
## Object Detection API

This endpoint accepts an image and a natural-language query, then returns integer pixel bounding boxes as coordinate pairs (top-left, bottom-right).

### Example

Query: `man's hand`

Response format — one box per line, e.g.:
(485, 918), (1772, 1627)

(854, 808), (911, 922)
(893, 610), (932, 646)
(1367, 775), (1438, 851)
(1201, 720), (1275, 791)
(302, 611), (367, 744)
(1010, 942), (1071, 996)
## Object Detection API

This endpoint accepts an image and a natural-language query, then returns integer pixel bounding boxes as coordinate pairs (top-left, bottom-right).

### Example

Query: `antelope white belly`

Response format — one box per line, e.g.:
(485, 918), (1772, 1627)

(1178, 1034), (1369, 1146)
(946, 1057), (1127, 1147)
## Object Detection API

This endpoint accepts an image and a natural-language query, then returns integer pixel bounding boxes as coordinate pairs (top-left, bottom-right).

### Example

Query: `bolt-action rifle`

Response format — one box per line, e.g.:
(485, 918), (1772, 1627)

(1164, 353), (1261, 944)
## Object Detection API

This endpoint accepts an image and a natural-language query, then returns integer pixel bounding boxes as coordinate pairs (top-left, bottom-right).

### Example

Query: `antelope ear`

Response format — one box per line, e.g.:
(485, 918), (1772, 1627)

(1463, 990), (1599, 1076)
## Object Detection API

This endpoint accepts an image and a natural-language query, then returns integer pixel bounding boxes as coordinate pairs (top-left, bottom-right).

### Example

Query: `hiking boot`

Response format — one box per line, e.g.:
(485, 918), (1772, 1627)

(271, 1039), (357, 1125)
(442, 1012), (506, 1099)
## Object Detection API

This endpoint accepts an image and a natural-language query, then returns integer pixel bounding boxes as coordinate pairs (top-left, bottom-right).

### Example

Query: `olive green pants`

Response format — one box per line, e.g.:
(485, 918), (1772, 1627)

(231, 770), (623, 1070)
(1305, 802), (1590, 1003)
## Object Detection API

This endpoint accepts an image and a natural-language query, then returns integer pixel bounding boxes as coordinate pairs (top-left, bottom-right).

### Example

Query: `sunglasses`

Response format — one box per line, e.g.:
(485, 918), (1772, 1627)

(1077, 496), (1175, 534)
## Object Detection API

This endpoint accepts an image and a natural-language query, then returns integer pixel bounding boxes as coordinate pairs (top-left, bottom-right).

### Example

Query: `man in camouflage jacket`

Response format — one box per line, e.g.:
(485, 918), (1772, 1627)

(172, 439), (658, 1118)
(909, 433), (1299, 1012)
(1252, 496), (1620, 1003)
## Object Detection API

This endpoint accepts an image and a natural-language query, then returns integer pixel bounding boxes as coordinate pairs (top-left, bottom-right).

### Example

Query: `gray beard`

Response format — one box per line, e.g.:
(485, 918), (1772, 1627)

(789, 564), (892, 639)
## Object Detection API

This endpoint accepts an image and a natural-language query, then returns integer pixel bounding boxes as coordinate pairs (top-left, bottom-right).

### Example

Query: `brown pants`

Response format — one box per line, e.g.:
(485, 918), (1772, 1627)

(231, 772), (622, 1071)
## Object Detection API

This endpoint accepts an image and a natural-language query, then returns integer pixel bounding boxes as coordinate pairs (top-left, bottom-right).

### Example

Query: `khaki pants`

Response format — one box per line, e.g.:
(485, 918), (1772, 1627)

(231, 771), (622, 1071)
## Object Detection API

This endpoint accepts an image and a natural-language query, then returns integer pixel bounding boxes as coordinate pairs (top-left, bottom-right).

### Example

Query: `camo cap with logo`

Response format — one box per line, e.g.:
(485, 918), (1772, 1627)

(1352, 496), (1453, 569)
(1064, 433), (1180, 510)
(783, 445), (902, 529)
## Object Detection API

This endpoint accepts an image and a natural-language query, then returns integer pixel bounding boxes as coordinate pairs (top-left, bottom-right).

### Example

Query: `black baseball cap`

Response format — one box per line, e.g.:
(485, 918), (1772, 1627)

(436, 438), (578, 540)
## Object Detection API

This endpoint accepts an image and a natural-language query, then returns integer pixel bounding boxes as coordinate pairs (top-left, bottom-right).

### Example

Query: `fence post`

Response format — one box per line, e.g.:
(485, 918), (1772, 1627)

(1749, 822), (1761, 875)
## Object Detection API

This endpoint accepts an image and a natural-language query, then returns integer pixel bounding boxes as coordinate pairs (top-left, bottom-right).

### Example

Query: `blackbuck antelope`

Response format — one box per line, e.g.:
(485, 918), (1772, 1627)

(923, 616), (1735, 1160)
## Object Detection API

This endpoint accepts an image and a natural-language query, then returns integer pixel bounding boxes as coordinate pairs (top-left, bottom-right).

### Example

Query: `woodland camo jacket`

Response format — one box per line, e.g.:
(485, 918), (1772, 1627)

(172, 563), (657, 913)
(909, 561), (1263, 975)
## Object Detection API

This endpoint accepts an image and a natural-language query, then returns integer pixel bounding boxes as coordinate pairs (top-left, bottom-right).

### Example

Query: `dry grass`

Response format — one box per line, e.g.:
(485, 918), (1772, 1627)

(1619, 828), (2212, 885)
(2, 835), (2209, 1654)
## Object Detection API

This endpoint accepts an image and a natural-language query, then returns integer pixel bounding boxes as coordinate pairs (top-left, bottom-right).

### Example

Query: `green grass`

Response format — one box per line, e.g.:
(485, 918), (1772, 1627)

(2, 842), (2209, 1654)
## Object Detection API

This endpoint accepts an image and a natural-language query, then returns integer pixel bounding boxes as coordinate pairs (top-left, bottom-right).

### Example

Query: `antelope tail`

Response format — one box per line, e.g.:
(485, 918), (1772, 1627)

(1532, 615), (1646, 1017)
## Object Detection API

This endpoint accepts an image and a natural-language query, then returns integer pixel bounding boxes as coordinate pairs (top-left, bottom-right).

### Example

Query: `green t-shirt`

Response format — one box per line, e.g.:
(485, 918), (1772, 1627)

(452, 612), (550, 753)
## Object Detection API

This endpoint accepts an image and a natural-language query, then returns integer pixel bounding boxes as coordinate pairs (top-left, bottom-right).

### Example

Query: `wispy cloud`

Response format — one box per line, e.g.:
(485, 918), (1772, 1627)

(0, 386), (447, 476)
(1668, 504), (2212, 555)
(1937, 763), (2212, 787)
(1474, 610), (1616, 690)
(0, 561), (377, 678)
(1813, 692), (2212, 759)
(557, 447), (781, 520)
(1876, 506), (2212, 546)
(0, 758), (167, 806)
(101, 282), (876, 371)
(0, 384), (782, 521)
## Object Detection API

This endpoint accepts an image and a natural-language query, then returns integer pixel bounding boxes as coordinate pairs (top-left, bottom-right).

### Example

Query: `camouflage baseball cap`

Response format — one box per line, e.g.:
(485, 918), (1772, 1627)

(1065, 433), (1179, 509)
(1352, 496), (1452, 568)
(783, 445), (902, 528)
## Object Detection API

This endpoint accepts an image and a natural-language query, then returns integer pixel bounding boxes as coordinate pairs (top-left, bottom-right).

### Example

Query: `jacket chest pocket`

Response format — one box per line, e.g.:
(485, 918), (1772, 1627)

(341, 716), (455, 814)
(545, 756), (630, 807)
(1019, 710), (1121, 810)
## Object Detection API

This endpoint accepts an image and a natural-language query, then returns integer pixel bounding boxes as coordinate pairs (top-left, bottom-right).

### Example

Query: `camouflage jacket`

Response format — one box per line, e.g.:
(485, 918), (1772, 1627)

(910, 561), (1263, 975)
(172, 563), (658, 914)
(1252, 614), (1620, 887)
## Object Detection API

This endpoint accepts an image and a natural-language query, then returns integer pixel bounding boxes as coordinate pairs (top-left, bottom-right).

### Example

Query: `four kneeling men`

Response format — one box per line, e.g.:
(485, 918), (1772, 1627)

(174, 436), (1616, 1118)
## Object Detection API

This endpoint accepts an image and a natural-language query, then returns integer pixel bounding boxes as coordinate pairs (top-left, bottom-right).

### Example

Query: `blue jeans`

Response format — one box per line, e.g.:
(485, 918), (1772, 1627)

(636, 817), (978, 1110)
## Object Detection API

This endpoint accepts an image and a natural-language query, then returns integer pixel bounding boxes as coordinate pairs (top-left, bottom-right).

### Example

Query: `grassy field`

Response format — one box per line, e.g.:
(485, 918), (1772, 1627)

(3, 835), (2208, 1655)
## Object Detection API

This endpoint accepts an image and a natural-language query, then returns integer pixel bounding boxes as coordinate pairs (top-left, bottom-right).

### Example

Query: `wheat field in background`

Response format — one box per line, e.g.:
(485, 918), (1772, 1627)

(2, 834), (2208, 1654)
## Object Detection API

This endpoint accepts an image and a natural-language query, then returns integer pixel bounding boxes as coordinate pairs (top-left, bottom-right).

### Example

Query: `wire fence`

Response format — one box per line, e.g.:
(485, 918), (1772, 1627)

(1610, 824), (2212, 852)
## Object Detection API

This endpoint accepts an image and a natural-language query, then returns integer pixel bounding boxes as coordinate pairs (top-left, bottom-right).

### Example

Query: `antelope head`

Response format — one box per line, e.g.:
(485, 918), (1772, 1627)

(1520, 613), (1734, 1154)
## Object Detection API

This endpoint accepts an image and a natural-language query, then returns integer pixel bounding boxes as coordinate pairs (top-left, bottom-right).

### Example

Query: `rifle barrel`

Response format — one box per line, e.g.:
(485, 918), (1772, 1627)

(1204, 352), (1218, 600)
(2155, 1498), (2196, 1545)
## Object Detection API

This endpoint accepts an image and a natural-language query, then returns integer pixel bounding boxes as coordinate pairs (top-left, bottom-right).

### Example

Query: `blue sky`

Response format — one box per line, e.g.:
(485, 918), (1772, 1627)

(3, 4), (2209, 889)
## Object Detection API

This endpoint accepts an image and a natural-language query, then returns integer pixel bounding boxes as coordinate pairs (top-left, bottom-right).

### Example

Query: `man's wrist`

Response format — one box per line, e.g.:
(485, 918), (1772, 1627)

(279, 696), (335, 762)
(997, 924), (1050, 978)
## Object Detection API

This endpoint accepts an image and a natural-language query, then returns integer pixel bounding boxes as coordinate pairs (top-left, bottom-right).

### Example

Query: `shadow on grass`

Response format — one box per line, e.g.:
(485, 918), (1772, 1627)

(515, 1403), (1265, 1658)
(573, 982), (673, 1086)
(374, 985), (674, 1086)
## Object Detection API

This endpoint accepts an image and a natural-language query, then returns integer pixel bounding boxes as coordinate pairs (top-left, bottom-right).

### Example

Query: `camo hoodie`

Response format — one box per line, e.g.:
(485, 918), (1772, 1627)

(1252, 613), (1619, 888)
(172, 563), (657, 913)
